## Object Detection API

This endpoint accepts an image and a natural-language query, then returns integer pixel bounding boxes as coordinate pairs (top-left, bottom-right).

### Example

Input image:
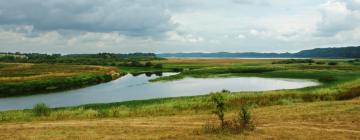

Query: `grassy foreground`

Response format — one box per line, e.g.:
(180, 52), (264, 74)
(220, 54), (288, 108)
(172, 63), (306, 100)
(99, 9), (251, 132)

(0, 58), (360, 139)
(0, 97), (359, 139)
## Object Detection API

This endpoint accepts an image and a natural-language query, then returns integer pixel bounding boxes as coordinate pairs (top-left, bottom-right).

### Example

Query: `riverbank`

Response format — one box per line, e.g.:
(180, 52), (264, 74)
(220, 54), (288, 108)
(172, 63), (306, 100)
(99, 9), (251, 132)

(0, 63), (123, 97)
(1, 59), (360, 119)
(1, 58), (360, 139)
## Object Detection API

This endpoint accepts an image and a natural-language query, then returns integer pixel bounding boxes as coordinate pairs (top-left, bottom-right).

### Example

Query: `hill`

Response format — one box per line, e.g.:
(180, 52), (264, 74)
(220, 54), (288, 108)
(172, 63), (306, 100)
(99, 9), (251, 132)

(158, 46), (360, 58)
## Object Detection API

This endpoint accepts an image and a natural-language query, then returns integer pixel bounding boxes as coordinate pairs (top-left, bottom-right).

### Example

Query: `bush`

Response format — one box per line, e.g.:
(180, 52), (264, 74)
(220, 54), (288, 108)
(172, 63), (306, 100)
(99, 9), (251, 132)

(315, 61), (326, 65)
(210, 93), (225, 128)
(154, 63), (163, 68)
(221, 89), (231, 93)
(130, 61), (143, 67)
(172, 68), (184, 72)
(237, 106), (254, 130)
(202, 104), (255, 134)
(328, 61), (338, 66)
(272, 59), (314, 64)
(33, 103), (51, 117)
(145, 62), (153, 67)
(318, 76), (337, 83)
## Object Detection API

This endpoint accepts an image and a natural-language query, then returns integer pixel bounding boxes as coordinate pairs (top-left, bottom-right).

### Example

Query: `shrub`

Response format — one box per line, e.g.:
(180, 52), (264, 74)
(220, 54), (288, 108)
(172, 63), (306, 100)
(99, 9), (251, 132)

(130, 61), (143, 67)
(318, 76), (337, 83)
(237, 106), (254, 130)
(210, 93), (225, 128)
(221, 89), (231, 93)
(272, 59), (314, 64)
(97, 109), (110, 118)
(315, 61), (326, 65)
(145, 62), (153, 67)
(33, 103), (51, 117)
(202, 105), (255, 134)
(172, 68), (184, 72)
(154, 63), (163, 68)
(328, 61), (338, 66)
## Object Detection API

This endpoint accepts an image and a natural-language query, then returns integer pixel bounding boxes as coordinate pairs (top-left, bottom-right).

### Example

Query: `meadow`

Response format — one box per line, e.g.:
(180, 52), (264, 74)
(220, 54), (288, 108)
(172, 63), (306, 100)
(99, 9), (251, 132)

(0, 63), (122, 97)
(0, 58), (359, 139)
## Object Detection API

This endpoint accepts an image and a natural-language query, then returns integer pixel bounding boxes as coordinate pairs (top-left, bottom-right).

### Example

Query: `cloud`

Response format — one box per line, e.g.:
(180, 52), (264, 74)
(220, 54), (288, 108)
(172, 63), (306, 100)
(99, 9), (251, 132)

(0, 0), (177, 36)
(316, 0), (360, 36)
(0, 0), (359, 53)
(232, 0), (270, 6)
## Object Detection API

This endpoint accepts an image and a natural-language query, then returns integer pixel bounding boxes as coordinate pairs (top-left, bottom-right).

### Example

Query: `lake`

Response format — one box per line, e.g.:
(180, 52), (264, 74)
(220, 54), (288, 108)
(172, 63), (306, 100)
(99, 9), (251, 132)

(0, 73), (319, 111)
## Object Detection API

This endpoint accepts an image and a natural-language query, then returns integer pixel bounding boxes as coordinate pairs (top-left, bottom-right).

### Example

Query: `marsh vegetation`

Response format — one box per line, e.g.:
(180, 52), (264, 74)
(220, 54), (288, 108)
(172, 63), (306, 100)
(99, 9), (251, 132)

(0, 58), (359, 139)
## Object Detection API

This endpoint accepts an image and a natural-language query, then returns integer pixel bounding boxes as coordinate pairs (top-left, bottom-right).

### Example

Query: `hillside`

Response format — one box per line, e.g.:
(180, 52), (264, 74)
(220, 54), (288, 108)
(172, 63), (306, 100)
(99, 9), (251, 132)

(158, 46), (360, 58)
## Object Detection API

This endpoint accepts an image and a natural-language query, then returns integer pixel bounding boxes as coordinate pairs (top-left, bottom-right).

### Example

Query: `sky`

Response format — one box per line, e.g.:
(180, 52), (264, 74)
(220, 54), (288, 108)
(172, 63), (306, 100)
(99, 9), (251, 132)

(0, 0), (359, 54)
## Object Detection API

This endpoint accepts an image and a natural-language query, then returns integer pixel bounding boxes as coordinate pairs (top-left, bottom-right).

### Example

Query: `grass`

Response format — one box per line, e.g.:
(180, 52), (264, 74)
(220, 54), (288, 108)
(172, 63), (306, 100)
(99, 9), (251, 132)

(0, 59), (360, 122)
(0, 63), (123, 97)
(0, 58), (360, 139)
(0, 98), (359, 139)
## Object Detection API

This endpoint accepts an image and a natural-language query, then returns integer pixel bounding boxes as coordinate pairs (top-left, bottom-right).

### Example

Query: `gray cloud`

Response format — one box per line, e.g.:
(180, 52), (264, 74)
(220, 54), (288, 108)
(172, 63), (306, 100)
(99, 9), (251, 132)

(0, 0), (177, 36)
(0, 0), (359, 54)
(316, 0), (360, 36)
(232, 0), (270, 6)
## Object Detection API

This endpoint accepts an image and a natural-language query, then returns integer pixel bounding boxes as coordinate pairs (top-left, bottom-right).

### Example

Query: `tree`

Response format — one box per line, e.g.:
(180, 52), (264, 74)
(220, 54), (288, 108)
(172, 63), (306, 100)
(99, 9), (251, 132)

(210, 93), (225, 128)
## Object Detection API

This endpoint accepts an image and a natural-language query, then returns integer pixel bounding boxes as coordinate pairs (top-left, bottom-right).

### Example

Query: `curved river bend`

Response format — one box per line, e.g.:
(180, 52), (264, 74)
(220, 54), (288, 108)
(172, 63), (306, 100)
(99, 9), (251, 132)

(0, 73), (319, 111)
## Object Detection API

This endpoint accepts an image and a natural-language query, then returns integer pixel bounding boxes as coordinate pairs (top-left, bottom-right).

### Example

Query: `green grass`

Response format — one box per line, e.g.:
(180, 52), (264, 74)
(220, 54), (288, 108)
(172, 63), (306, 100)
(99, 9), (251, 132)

(1, 59), (360, 122)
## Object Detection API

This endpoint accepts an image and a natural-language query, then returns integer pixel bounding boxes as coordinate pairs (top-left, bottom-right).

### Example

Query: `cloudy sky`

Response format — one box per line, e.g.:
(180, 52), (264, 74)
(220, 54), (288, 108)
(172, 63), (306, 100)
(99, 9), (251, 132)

(0, 0), (359, 53)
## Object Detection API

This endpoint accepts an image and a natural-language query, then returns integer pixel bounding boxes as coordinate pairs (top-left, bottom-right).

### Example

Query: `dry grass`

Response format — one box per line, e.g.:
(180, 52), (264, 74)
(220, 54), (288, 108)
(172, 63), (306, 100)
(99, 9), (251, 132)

(0, 63), (34, 71)
(1, 98), (359, 140)
(0, 63), (118, 83)
(0, 73), (78, 81)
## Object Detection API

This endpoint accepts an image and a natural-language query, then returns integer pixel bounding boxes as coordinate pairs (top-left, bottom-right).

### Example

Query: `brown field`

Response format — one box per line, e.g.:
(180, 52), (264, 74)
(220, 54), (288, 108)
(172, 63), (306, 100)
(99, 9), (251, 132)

(1, 97), (359, 140)
(0, 63), (118, 82)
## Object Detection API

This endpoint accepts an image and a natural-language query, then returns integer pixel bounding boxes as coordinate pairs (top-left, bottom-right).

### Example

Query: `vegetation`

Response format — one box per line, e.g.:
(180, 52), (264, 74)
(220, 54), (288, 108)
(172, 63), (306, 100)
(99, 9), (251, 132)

(33, 103), (51, 117)
(204, 93), (255, 134)
(0, 58), (360, 139)
(158, 46), (360, 58)
(0, 63), (123, 97)
(210, 93), (226, 128)
(328, 61), (338, 65)
(0, 52), (163, 66)
(0, 98), (358, 139)
(0, 59), (359, 120)
(271, 59), (314, 64)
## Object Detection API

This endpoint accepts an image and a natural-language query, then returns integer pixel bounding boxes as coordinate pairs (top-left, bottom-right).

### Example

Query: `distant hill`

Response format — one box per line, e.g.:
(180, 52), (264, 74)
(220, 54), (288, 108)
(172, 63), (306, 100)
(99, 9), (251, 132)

(157, 46), (360, 58)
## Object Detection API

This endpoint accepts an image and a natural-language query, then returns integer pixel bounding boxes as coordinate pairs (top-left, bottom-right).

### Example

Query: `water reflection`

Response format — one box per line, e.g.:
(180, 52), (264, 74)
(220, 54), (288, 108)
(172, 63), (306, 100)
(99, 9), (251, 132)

(131, 71), (163, 77)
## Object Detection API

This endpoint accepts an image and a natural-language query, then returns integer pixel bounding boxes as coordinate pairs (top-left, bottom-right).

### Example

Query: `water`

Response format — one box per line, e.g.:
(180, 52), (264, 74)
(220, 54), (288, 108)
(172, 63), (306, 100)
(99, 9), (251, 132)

(0, 73), (319, 111)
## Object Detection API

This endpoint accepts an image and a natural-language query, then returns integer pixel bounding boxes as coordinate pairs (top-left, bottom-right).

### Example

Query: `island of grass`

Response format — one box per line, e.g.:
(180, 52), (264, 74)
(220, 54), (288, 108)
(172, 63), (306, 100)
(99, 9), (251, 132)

(0, 63), (123, 97)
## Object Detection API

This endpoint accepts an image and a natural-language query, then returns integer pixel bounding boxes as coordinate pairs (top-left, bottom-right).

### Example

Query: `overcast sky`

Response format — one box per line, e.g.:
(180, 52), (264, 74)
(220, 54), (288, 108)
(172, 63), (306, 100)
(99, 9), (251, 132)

(0, 0), (359, 53)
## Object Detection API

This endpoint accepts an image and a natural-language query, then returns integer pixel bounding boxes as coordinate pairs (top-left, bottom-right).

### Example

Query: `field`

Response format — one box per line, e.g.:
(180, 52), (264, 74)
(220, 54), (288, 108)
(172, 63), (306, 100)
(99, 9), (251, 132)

(0, 63), (122, 97)
(0, 58), (360, 139)
(0, 98), (359, 139)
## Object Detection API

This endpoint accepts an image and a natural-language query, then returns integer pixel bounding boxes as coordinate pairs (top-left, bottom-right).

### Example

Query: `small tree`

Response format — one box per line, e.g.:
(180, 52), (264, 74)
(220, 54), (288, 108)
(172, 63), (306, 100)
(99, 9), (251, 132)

(33, 103), (51, 117)
(210, 93), (225, 128)
(237, 105), (254, 130)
